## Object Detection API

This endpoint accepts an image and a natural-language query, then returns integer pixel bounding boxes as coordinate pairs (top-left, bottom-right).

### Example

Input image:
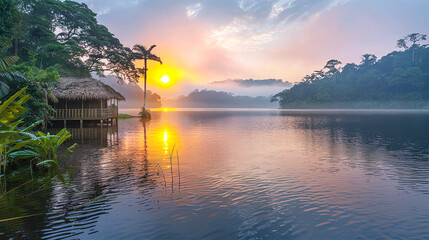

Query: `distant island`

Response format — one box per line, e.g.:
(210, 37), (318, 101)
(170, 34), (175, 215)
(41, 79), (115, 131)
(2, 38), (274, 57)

(271, 33), (429, 109)
(163, 89), (277, 108)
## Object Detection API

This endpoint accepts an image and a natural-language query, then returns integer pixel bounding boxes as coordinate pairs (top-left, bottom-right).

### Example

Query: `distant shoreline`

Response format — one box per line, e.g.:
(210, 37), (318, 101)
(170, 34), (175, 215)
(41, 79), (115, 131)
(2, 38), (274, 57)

(119, 108), (429, 116)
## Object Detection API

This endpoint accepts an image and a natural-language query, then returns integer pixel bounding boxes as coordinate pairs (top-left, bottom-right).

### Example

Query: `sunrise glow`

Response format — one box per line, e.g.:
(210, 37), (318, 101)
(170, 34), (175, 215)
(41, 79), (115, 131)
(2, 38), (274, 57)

(160, 75), (170, 84)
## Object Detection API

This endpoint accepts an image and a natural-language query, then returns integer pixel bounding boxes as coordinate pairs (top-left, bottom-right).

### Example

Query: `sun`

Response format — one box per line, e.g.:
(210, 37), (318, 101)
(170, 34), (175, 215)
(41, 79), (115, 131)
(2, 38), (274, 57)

(160, 75), (170, 84)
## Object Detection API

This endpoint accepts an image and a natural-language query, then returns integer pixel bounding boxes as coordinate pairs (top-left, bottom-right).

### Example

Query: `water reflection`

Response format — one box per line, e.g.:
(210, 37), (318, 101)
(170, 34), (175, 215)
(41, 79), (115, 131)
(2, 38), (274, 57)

(1, 110), (428, 239)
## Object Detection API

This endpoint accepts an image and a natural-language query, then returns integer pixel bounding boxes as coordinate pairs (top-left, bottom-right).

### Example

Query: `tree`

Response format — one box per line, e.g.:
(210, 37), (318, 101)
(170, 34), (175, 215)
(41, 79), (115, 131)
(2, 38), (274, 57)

(0, 56), (21, 97)
(132, 44), (162, 111)
(272, 36), (429, 109)
(313, 70), (325, 80)
(360, 54), (377, 67)
(324, 59), (342, 76)
(397, 33), (427, 61)
(0, 0), (21, 55)
(10, 0), (138, 81)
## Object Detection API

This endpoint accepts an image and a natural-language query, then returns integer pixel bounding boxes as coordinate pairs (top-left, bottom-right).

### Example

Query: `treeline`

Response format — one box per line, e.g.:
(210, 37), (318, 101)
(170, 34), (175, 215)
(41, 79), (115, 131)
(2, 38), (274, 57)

(271, 33), (429, 109)
(164, 89), (277, 108)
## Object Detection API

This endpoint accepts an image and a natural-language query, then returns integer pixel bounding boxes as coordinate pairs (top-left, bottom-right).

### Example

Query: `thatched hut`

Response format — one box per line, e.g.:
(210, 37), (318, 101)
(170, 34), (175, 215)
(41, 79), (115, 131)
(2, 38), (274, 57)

(50, 77), (125, 127)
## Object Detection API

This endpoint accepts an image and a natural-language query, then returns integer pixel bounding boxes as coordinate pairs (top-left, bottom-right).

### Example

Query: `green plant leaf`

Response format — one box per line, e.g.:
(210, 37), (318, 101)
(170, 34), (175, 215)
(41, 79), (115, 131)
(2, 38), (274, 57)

(0, 56), (19, 72)
(67, 143), (77, 152)
(9, 150), (39, 159)
(36, 160), (54, 168)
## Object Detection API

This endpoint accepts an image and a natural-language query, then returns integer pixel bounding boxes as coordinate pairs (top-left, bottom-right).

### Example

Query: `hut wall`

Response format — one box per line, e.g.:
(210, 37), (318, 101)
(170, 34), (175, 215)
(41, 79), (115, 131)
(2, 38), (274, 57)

(53, 99), (108, 109)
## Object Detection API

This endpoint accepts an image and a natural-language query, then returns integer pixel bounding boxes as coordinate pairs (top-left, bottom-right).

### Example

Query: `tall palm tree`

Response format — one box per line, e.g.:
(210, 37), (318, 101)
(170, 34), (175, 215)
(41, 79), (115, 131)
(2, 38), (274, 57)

(132, 44), (162, 111)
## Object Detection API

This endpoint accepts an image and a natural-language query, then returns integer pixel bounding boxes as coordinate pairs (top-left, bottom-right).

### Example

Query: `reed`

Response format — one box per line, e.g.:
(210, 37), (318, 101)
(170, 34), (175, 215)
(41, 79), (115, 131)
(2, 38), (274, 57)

(0, 213), (45, 223)
(176, 149), (180, 194)
(169, 144), (176, 192)
(154, 163), (167, 189)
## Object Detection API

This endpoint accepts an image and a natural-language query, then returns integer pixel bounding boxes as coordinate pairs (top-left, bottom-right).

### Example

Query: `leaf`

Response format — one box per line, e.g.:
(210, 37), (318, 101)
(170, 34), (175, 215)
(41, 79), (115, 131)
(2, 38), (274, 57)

(0, 56), (19, 72)
(0, 80), (9, 98)
(22, 120), (43, 132)
(36, 160), (54, 168)
(8, 139), (37, 152)
(9, 150), (39, 159)
(0, 87), (27, 116)
(67, 143), (77, 152)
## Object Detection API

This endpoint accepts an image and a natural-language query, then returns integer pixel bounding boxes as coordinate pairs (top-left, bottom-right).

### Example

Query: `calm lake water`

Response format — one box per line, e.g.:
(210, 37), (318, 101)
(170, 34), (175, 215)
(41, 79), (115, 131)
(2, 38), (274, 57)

(1, 109), (429, 239)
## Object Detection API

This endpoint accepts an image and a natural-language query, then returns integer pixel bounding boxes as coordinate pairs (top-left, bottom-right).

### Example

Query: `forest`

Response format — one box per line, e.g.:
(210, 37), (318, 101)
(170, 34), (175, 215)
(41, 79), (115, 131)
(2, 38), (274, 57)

(0, 0), (141, 123)
(271, 33), (429, 109)
(0, 0), (141, 194)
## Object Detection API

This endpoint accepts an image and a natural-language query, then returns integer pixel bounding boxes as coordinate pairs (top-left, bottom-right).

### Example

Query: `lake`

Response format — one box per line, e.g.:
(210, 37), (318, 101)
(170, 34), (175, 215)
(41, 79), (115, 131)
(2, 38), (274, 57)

(1, 109), (428, 239)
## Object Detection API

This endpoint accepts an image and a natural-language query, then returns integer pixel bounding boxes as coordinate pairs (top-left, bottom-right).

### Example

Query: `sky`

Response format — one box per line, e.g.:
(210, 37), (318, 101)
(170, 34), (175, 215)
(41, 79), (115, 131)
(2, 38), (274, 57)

(78, 0), (429, 97)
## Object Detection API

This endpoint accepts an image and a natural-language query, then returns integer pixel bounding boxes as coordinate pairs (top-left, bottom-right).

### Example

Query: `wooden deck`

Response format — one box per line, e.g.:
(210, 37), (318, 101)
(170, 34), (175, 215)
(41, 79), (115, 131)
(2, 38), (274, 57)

(51, 108), (118, 120)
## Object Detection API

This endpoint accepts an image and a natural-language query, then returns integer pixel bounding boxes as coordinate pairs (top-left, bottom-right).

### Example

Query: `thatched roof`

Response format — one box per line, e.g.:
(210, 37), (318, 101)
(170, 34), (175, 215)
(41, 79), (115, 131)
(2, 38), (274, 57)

(53, 77), (125, 101)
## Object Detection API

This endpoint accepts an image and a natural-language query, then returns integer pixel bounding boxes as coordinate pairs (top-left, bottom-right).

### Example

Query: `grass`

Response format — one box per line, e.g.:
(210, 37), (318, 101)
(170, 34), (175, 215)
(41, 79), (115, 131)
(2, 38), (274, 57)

(118, 114), (137, 120)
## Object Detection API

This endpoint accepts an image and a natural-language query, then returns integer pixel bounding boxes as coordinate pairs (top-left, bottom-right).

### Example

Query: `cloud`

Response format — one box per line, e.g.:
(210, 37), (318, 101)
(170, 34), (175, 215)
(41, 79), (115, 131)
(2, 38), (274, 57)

(211, 78), (292, 88)
(187, 3), (202, 19)
(204, 0), (351, 51)
(77, 0), (147, 15)
(76, 0), (429, 98)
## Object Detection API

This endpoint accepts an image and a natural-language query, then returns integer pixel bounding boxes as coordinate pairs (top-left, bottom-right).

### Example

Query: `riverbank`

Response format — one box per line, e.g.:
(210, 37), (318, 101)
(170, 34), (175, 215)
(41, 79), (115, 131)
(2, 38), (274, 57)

(118, 114), (138, 120)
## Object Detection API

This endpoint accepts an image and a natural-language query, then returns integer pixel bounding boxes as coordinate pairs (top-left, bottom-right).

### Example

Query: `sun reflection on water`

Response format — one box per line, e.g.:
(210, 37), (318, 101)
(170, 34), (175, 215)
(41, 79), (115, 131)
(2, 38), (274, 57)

(163, 130), (168, 155)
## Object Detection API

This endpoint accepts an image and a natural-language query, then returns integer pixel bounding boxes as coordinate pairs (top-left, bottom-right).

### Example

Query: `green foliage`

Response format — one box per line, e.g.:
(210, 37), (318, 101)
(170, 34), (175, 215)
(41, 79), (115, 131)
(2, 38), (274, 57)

(0, 55), (58, 123)
(0, 56), (24, 98)
(272, 36), (429, 109)
(23, 129), (76, 168)
(1, 63), (59, 123)
(0, 88), (33, 177)
(9, 0), (139, 81)
(0, 56), (19, 71)
(0, 0), (21, 54)
(397, 33), (427, 50)
(139, 108), (151, 119)
(0, 88), (75, 182)
(118, 114), (136, 120)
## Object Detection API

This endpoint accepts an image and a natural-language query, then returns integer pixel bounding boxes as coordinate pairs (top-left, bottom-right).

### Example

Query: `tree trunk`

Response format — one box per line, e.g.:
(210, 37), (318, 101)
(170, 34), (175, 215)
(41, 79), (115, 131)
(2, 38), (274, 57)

(14, 39), (18, 56)
(143, 58), (147, 111)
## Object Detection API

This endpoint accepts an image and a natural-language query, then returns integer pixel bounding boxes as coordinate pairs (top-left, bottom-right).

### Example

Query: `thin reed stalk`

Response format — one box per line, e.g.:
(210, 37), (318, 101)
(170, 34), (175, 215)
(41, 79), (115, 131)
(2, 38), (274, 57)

(154, 163), (167, 189)
(169, 144), (176, 193)
(0, 213), (45, 223)
(0, 178), (36, 199)
(176, 149), (180, 194)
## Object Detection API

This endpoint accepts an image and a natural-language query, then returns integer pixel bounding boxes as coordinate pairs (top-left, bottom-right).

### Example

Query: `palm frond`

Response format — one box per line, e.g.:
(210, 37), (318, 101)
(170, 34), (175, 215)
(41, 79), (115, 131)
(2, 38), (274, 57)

(0, 56), (19, 72)
(0, 80), (9, 98)
(147, 45), (157, 53)
(132, 44), (147, 54)
(148, 54), (162, 64)
(47, 91), (59, 103)
(0, 71), (26, 81)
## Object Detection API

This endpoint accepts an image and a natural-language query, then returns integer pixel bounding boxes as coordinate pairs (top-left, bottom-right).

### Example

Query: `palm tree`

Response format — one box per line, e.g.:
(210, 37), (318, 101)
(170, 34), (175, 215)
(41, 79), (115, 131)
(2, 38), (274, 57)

(0, 56), (25, 98)
(132, 45), (162, 112)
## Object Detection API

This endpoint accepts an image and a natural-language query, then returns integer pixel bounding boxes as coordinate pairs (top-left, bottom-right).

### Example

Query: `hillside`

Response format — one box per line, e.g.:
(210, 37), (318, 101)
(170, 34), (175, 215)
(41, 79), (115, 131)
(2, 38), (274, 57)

(272, 37), (429, 109)
(164, 89), (277, 108)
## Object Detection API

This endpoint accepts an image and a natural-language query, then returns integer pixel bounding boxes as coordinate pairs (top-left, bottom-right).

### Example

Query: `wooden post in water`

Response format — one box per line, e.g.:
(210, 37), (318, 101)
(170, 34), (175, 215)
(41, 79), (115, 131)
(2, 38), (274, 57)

(81, 98), (84, 128)
(100, 99), (103, 126)
(64, 99), (68, 128)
